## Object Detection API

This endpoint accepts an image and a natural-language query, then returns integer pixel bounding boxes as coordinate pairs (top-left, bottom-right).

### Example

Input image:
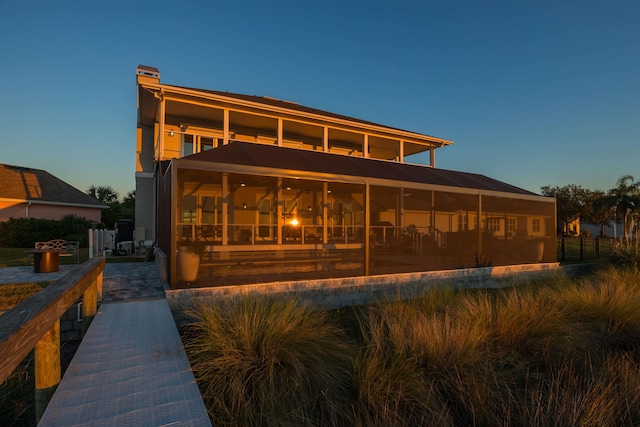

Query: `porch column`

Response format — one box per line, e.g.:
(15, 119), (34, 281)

(399, 140), (404, 163)
(477, 193), (483, 256)
(323, 127), (329, 153)
(363, 134), (369, 158)
(158, 90), (165, 158)
(430, 147), (436, 168)
(223, 109), (230, 145)
(222, 174), (229, 245)
(364, 181), (370, 276)
(399, 188), (405, 229)
(323, 182), (328, 244)
(277, 178), (283, 245)
(277, 118), (283, 147)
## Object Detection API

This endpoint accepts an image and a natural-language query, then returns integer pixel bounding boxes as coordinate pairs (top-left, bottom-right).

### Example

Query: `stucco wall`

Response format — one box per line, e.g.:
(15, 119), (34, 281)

(0, 201), (101, 222)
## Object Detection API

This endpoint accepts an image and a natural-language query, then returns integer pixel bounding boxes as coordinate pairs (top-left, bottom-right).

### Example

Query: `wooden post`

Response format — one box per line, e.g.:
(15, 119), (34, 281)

(82, 282), (98, 336)
(35, 320), (60, 422)
(96, 269), (104, 303)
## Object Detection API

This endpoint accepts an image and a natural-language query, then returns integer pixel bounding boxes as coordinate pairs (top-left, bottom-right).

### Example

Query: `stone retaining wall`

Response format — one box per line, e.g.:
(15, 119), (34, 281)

(166, 262), (590, 324)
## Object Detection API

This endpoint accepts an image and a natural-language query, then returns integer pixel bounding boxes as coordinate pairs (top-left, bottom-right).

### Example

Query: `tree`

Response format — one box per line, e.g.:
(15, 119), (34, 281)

(583, 190), (612, 237)
(594, 175), (640, 239)
(87, 185), (120, 205)
(121, 190), (135, 221)
(541, 184), (590, 235)
(87, 185), (134, 228)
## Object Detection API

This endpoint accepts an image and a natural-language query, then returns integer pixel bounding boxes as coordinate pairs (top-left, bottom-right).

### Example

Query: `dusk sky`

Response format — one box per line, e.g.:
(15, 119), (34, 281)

(1, 1), (638, 199)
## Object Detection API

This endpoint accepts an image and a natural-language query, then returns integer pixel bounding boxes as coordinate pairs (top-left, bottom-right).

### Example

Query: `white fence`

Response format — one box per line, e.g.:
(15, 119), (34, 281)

(88, 229), (115, 258)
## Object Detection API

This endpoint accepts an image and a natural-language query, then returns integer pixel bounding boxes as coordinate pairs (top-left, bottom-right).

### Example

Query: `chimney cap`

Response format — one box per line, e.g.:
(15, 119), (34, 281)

(136, 65), (160, 80)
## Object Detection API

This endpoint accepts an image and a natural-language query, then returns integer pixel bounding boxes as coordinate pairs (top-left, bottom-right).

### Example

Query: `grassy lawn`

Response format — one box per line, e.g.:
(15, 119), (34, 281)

(0, 247), (146, 268)
(0, 282), (51, 310)
(184, 265), (640, 426)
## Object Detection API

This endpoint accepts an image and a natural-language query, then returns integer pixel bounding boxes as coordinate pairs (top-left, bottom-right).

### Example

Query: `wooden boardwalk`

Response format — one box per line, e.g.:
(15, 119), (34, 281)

(37, 265), (211, 426)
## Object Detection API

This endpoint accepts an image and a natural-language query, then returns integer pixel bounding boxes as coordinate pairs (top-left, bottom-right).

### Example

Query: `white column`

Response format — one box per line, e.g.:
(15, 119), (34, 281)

(363, 134), (369, 158)
(88, 229), (94, 258)
(430, 148), (436, 168)
(277, 118), (283, 147)
(223, 109), (230, 145)
(159, 90), (165, 158)
(323, 127), (329, 152)
(399, 140), (404, 163)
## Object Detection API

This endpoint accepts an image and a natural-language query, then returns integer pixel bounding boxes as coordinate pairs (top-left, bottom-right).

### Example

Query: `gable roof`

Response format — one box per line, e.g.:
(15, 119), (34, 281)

(0, 164), (106, 208)
(181, 142), (539, 197)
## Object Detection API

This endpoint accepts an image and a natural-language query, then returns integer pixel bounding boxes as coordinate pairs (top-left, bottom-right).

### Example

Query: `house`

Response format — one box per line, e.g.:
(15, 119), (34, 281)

(135, 65), (556, 287)
(0, 164), (106, 222)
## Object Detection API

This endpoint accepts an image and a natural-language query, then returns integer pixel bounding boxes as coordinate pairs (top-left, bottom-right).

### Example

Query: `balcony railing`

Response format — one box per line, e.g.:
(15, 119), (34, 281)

(177, 223), (367, 245)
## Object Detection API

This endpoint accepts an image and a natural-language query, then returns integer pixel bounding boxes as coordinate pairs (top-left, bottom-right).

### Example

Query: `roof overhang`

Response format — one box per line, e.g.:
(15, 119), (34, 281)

(172, 143), (552, 204)
(137, 79), (452, 148)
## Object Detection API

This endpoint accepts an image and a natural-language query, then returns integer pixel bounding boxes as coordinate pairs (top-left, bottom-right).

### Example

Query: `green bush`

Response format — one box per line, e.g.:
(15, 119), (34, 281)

(608, 238), (640, 269)
(0, 215), (96, 248)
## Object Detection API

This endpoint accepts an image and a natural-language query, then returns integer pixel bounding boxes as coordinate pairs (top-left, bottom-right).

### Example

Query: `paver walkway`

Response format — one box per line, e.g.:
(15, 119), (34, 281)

(23, 261), (213, 427)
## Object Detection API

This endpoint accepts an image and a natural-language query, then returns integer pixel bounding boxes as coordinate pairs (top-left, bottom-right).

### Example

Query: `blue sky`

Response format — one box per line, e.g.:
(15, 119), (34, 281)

(1, 0), (638, 199)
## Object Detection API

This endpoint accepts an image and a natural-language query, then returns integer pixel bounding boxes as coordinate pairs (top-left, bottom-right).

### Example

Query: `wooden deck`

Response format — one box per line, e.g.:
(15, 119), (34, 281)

(38, 298), (211, 426)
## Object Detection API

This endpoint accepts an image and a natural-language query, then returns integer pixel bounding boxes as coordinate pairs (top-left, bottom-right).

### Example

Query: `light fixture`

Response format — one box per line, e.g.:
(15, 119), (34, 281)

(240, 181), (246, 187)
(169, 131), (174, 137)
(242, 202), (247, 209)
(291, 218), (299, 226)
(307, 205), (312, 212)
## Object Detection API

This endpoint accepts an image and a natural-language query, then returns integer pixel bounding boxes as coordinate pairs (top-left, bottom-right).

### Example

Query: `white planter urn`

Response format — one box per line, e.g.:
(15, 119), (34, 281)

(177, 246), (200, 282)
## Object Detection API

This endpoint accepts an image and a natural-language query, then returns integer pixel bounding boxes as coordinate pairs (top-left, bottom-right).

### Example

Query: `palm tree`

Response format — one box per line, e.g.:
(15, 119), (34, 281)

(595, 175), (640, 239)
(87, 185), (120, 205)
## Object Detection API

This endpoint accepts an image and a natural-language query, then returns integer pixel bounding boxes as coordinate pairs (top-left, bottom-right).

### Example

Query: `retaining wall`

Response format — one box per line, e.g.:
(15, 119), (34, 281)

(166, 262), (590, 324)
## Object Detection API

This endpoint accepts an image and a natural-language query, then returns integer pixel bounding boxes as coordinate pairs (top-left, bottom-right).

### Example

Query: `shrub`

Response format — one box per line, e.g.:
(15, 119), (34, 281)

(551, 267), (640, 354)
(0, 215), (96, 247)
(184, 295), (353, 426)
(608, 238), (640, 269)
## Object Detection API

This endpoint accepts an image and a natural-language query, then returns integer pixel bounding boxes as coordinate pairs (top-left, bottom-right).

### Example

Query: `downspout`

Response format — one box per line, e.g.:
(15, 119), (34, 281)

(26, 201), (32, 218)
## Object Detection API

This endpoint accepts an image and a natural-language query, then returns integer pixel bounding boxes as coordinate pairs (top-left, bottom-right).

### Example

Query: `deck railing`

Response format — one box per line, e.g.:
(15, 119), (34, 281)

(0, 257), (106, 422)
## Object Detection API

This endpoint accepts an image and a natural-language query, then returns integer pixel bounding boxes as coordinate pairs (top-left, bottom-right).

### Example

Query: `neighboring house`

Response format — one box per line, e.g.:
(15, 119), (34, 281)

(135, 65), (557, 287)
(0, 164), (106, 222)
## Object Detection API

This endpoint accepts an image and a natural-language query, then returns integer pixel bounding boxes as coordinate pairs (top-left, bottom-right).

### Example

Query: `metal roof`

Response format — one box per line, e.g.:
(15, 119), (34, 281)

(180, 142), (539, 197)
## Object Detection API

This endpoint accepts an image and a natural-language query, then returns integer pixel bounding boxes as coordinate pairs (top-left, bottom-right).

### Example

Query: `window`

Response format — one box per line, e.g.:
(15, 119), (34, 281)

(182, 134), (218, 156)
(532, 218), (541, 233)
(181, 195), (197, 223)
(182, 135), (194, 156)
(507, 217), (516, 233)
(488, 218), (501, 232)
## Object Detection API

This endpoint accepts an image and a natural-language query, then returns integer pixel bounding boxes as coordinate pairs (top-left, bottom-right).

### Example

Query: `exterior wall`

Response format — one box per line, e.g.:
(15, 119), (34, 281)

(135, 176), (156, 242)
(0, 200), (101, 222)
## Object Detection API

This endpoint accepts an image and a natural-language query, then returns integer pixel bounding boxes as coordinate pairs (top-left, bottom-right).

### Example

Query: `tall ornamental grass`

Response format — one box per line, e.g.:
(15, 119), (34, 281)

(184, 266), (640, 426)
(184, 295), (353, 426)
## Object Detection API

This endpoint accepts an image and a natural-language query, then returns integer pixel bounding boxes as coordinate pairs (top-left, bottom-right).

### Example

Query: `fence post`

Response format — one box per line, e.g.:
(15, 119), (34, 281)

(35, 320), (61, 422)
(88, 228), (94, 258)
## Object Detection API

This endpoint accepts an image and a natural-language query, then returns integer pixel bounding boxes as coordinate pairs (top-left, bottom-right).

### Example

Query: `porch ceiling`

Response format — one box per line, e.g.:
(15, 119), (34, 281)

(178, 142), (541, 199)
